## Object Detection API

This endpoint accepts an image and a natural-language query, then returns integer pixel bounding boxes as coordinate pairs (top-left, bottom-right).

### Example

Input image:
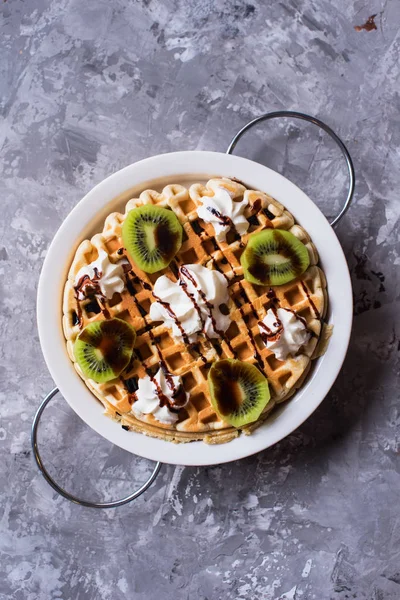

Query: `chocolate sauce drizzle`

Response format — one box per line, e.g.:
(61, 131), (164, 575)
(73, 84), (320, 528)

(127, 270), (207, 365)
(189, 220), (230, 284)
(186, 208), (262, 363)
(73, 270), (109, 326)
(130, 332), (186, 413)
(206, 206), (231, 227)
(300, 281), (320, 319)
(96, 296), (110, 319)
(147, 328), (187, 411)
(151, 290), (193, 348)
(258, 287), (316, 347)
(206, 206), (244, 246)
(77, 304), (83, 328)
(130, 267), (208, 364)
(179, 266), (237, 358)
(178, 272), (214, 356)
(249, 198), (276, 226)
(258, 305), (284, 345)
(120, 376), (136, 405)
(234, 281), (265, 369)
(74, 272), (100, 299)
(188, 219), (267, 361)
(123, 274), (188, 412)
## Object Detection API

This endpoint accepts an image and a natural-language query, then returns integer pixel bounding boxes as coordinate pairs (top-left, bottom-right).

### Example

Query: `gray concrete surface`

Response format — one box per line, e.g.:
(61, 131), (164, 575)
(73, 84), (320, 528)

(1, 1), (399, 598)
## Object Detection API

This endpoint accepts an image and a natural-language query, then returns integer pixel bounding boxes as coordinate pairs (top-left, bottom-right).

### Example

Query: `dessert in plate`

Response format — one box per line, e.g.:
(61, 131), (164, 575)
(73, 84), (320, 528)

(63, 177), (329, 444)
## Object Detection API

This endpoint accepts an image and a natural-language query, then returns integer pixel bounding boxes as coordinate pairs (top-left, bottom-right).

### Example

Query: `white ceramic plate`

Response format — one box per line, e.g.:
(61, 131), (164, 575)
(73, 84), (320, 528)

(37, 151), (352, 466)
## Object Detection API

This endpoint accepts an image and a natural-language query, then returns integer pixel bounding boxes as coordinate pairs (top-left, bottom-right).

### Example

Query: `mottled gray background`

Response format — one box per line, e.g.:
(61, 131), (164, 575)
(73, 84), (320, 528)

(1, 1), (399, 598)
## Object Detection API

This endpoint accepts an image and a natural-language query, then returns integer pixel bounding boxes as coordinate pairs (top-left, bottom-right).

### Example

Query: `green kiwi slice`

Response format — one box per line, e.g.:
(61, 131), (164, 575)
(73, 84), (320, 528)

(208, 359), (270, 428)
(240, 229), (310, 286)
(122, 205), (183, 274)
(74, 318), (136, 383)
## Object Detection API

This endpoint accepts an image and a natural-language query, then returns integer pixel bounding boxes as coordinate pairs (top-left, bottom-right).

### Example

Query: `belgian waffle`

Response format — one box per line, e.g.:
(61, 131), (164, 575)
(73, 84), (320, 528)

(63, 178), (327, 444)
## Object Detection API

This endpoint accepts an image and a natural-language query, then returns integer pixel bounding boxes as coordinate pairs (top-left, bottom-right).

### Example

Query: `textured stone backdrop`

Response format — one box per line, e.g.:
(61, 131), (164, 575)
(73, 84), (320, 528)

(1, 1), (399, 599)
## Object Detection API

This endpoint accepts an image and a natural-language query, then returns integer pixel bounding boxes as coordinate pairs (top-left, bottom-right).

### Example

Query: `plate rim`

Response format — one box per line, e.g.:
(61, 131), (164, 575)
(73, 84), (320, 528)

(37, 150), (352, 466)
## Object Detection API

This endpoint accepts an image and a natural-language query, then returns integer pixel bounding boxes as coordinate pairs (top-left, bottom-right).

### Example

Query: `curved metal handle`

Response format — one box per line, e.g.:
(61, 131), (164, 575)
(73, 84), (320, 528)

(226, 110), (355, 227)
(31, 388), (162, 508)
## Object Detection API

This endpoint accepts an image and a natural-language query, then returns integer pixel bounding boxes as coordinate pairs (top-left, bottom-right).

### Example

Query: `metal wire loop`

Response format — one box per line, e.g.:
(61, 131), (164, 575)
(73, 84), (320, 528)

(31, 387), (162, 509)
(226, 110), (355, 227)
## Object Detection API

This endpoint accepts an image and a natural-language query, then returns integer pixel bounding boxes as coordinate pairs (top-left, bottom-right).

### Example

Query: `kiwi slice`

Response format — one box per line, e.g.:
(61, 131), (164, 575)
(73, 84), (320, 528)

(122, 205), (183, 274)
(74, 318), (136, 383)
(241, 229), (310, 286)
(208, 359), (270, 428)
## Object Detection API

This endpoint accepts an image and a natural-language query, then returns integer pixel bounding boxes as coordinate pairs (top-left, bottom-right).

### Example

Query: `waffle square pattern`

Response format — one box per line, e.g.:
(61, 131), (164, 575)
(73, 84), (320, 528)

(63, 178), (327, 444)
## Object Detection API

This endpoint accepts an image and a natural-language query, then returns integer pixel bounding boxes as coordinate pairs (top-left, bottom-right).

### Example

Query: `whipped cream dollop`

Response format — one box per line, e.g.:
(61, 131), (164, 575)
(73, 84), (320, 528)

(149, 263), (230, 342)
(132, 368), (188, 425)
(258, 307), (310, 361)
(74, 249), (128, 300)
(196, 185), (249, 242)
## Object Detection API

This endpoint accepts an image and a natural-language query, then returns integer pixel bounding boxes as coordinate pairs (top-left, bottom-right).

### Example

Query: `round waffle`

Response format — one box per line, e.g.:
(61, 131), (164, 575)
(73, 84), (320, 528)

(63, 178), (327, 444)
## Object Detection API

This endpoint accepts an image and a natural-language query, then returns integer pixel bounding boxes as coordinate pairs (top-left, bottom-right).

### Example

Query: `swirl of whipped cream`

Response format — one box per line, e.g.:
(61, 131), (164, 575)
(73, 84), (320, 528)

(149, 263), (230, 342)
(74, 249), (128, 300)
(258, 307), (310, 361)
(196, 185), (249, 242)
(132, 368), (187, 425)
